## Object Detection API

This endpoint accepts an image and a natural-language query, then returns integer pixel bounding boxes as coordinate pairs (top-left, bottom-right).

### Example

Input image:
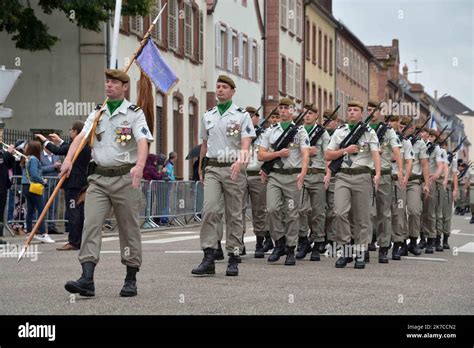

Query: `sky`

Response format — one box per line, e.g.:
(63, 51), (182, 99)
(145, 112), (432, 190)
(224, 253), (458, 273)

(332, 0), (474, 110)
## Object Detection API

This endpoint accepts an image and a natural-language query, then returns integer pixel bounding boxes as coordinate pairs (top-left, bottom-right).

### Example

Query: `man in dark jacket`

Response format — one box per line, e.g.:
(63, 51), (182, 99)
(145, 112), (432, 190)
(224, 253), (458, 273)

(0, 144), (15, 243)
(36, 121), (91, 250)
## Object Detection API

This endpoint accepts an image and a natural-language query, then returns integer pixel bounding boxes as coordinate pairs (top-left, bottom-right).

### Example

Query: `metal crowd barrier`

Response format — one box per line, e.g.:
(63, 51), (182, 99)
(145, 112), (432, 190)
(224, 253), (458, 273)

(3, 176), (204, 236)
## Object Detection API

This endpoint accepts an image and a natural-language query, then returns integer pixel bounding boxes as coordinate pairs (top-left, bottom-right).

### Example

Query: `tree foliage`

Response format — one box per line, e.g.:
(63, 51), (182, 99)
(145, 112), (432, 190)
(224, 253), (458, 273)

(0, 0), (153, 51)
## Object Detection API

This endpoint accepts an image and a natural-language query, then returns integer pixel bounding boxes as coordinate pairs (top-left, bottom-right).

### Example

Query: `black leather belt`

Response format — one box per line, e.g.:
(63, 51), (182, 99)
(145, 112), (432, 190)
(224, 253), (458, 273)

(207, 159), (233, 167)
(273, 168), (301, 175)
(93, 163), (135, 177)
(371, 169), (392, 176)
(408, 174), (422, 182)
(339, 167), (371, 175)
(246, 170), (260, 176)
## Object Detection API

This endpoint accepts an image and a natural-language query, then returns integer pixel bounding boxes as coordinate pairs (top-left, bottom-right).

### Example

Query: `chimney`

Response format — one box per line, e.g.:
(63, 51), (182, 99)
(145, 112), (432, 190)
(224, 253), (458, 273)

(392, 39), (399, 48)
(402, 64), (408, 80)
(434, 90), (438, 101)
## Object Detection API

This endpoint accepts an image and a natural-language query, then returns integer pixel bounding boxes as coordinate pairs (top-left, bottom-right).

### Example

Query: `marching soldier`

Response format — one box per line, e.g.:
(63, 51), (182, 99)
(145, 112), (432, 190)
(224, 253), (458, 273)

(437, 138), (459, 250)
(388, 116), (413, 260)
(191, 75), (255, 277)
(420, 128), (444, 253)
(244, 106), (269, 258)
(62, 69), (153, 297)
(258, 98), (309, 266)
(367, 101), (403, 263)
(434, 136), (450, 252)
(326, 100), (381, 269)
(323, 109), (339, 254)
(296, 104), (331, 261)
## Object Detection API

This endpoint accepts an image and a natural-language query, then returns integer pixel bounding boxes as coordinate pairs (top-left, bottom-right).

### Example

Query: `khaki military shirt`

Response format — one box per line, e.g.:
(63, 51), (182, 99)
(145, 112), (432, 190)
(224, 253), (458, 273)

(305, 125), (330, 169)
(411, 139), (429, 176)
(448, 152), (458, 180)
(82, 99), (154, 167)
(327, 124), (379, 169)
(260, 123), (309, 169)
(428, 144), (444, 174)
(247, 128), (265, 171)
(392, 138), (414, 175)
(200, 103), (256, 161)
(378, 127), (402, 170)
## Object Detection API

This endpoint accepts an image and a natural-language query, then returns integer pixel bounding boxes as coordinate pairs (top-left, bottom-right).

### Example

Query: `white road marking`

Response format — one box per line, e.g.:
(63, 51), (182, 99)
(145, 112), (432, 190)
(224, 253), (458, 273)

(165, 250), (203, 254)
(451, 230), (461, 234)
(402, 256), (447, 262)
(100, 250), (121, 254)
(465, 217), (471, 220)
(143, 235), (200, 244)
(102, 237), (119, 242)
(457, 242), (474, 253)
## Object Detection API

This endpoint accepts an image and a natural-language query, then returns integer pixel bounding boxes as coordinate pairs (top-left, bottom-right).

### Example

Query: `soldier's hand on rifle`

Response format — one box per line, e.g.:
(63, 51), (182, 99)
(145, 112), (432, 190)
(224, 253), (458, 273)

(345, 144), (359, 154)
(297, 172), (305, 190)
(279, 148), (290, 158)
(308, 147), (317, 156)
(60, 158), (73, 178)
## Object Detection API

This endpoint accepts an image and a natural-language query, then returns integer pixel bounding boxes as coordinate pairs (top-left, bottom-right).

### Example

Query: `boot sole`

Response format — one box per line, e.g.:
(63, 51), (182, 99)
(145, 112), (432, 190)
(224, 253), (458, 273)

(215, 256), (224, 261)
(120, 291), (137, 297)
(64, 283), (95, 297)
(226, 271), (238, 276)
(284, 262), (296, 266)
(267, 257), (280, 263)
(191, 270), (216, 275)
(425, 250), (434, 254)
(254, 254), (265, 259)
(392, 255), (401, 260)
(378, 260), (389, 264)
(354, 264), (365, 269)
(310, 256), (321, 261)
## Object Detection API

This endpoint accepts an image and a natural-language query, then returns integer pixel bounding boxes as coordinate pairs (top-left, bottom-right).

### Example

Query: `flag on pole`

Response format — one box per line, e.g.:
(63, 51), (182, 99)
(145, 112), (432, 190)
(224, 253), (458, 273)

(430, 114), (437, 129)
(136, 38), (178, 94)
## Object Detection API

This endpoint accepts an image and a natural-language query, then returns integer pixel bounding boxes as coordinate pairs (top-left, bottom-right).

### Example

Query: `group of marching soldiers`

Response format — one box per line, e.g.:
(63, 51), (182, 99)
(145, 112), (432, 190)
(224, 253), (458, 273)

(191, 75), (471, 277)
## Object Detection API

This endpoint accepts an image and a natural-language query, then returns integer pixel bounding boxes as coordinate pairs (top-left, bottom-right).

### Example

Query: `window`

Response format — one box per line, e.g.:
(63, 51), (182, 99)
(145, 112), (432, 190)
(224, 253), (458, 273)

(305, 80), (310, 101)
(324, 34), (328, 72)
(243, 37), (249, 78)
(318, 29), (322, 68)
(305, 18), (310, 60)
(198, 11), (204, 62)
(329, 93), (333, 108)
(312, 25), (316, 65)
(312, 83), (316, 104)
(150, 0), (162, 43)
(296, 0), (302, 38)
(188, 101), (199, 165)
(252, 41), (259, 81)
(130, 16), (143, 36)
(168, 0), (178, 51)
(295, 63), (301, 100)
(155, 93), (165, 155)
(329, 39), (333, 75)
(318, 87), (322, 115)
(227, 29), (235, 72)
(280, 0), (287, 28)
(323, 89), (327, 110)
(287, 59), (294, 96)
(216, 23), (227, 68)
(184, 2), (193, 57)
(280, 56), (287, 93)
(336, 38), (340, 69)
(173, 96), (183, 179)
(232, 30), (239, 74)
(288, 0), (295, 33)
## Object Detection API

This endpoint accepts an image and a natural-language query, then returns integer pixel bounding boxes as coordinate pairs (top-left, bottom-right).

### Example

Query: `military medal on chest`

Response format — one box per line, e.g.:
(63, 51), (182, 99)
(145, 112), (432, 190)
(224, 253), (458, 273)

(115, 127), (133, 146)
(226, 121), (241, 137)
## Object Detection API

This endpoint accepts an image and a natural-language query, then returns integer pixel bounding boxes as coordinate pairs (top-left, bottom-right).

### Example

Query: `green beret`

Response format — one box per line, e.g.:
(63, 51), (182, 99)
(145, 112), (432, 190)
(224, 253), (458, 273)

(279, 98), (295, 107)
(323, 109), (338, 120)
(304, 103), (318, 113)
(400, 116), (412, 126)
(347, 100), (364, 110)
(386, 115), (400, 122)
(428, 128), (438, 137)
(367, 100), (379, 108)
(217, 75), (236, 89)
(105, 69), (130, 83)
(246, 106), (259, 117)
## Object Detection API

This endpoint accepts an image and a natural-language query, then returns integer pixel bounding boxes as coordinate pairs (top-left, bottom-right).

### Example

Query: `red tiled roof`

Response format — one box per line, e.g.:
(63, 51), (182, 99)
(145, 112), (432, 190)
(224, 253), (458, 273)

(367, 45), (397, 61)
(410, 83), (424, 93)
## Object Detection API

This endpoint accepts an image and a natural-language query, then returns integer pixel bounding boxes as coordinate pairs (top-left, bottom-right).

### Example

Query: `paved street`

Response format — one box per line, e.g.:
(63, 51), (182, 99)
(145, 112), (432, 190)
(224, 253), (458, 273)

(1, 214), (473, 315)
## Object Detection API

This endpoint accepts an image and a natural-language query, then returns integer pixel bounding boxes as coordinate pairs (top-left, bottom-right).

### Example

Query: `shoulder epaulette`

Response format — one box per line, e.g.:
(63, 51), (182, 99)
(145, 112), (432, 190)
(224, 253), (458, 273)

(236, 107), (244, 113)
(129, 104), (141, 112)
(95, 104), (103, 110)
(207, 106), (217, 113)
(337, 124), (346, 129)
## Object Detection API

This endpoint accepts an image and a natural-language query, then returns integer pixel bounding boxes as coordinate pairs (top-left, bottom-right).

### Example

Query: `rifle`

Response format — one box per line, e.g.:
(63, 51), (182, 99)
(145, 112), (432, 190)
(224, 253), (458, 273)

(458, 161), (472, 180)
(436, 128), (455, 148)
(328, 104), (380, 175)
(426, 125), (448, 155)
(398, 117), (414, 141)
(252, 106), (277, 144)
(375, 122), (389, 144)
(260, 106), (312, 174)
(409, 116), (431, 145)
(307, 105), (340, 146)
(447, 136), (467, 165)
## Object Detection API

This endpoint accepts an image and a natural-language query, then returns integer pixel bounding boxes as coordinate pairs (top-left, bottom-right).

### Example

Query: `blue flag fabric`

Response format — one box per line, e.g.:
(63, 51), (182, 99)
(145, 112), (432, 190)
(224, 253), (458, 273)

(136, 38), (178, 94)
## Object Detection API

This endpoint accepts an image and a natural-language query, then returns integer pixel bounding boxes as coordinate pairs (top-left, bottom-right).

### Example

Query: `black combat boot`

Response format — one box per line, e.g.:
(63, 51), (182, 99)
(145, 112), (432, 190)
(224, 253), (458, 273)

(262, 232), (274, 252)
(425, 238), (435, 254)
(240, 236), (246, 256)
(254, 236), (265, 258)
(268, 237), (287, 263)
(65, 261), (96, 297)
(368, 233), (377, 251)
(226, 253), (239, 276)
(435, 235), (443, 252)
(378, 247), (389, 264)
(120, 266), (139, 297)
(454, 206), (460, 215)
(191, 248), (216, 275)
(398, 240), (408, 256)
(418, 235), (427, 249)
(296, 237), (304, 252)
(284, 246), (296, 266)
(318, 239), (327, 253)
(442, 234), (450, 249)
(459, 208), (465, 216)
(392, 242), (402, 261)
(335, 245), (352, 268)
(295, 236), (312, 260)
(408, 237), (421, 256)
(470, 215), (474, 224)
(363, 250), (370, 263)
(310, 242), (321, 261)
(215, 241), (224, 261)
